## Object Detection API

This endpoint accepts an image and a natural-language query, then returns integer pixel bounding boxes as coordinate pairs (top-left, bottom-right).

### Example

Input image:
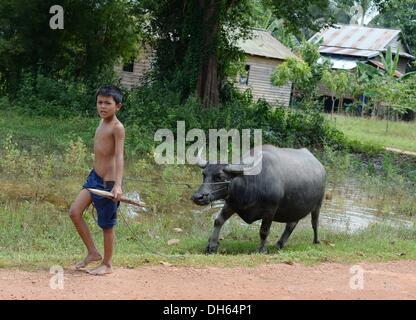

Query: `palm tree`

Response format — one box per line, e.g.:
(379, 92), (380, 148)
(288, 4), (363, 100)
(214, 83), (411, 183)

(330, 0), (378, 26)
(251, 0), (300, 49)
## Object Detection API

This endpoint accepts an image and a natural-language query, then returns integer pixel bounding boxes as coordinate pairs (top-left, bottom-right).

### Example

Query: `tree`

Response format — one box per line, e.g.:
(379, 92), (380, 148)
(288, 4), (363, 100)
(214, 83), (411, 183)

(271, 40), (331, 104)
(265, 0), (335, 35)
(371, 0), (416, 56)
(139, 0), (253, 107)
(356, 47), (416, 130)
(0, 0), (141, 91)
(271, 58), (313, 105)
(332, 0), (379, 25)
(322, 70), (350, 117)
(141, 0), (334, 107)
(251, 0), (300, 49)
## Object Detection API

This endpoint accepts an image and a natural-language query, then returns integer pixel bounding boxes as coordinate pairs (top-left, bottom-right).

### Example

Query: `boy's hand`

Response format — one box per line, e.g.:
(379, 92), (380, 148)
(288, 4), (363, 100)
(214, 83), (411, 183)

(111, 185), (123, 202)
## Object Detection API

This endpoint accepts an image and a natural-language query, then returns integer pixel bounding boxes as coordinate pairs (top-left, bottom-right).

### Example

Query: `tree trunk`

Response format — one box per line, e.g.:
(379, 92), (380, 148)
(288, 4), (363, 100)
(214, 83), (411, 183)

(339, 97), (344, 114)
(197, 51), (220, 107)
(289, 84), (295, 107)
(196, 0), (220, 107)
(361, 96), (365, 117)
(372, 101), (378, 118)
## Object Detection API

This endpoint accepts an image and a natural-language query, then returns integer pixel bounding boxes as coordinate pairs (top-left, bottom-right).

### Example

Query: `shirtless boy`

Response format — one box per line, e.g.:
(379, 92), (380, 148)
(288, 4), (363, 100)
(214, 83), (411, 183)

(69, 85), (125, 275)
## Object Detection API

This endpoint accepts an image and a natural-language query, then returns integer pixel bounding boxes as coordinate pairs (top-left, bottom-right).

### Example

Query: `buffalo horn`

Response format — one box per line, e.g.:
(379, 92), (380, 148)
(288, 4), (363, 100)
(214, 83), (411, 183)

(196, 147), (208, 168)
(224, 152), (262, 174)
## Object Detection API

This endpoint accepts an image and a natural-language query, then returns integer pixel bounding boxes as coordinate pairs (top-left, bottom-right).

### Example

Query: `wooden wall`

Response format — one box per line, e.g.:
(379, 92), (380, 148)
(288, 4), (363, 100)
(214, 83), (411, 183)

(114, 46), (154, 89)
(236, 55), (292, 106)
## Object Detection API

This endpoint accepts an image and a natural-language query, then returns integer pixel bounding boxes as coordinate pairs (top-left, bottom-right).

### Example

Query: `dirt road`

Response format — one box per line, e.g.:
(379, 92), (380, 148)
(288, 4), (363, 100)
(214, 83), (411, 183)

(1, 260), (416, 300)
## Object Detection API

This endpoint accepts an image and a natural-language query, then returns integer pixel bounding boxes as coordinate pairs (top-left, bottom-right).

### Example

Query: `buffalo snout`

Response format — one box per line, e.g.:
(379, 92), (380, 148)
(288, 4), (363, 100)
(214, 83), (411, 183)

(191, 193), (203, 201)
(191, 192), (210, 205)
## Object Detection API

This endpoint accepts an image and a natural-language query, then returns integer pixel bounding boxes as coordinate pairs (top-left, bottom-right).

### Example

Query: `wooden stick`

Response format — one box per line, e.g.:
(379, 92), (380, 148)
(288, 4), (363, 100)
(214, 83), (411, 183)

(87, 188), (146, 207)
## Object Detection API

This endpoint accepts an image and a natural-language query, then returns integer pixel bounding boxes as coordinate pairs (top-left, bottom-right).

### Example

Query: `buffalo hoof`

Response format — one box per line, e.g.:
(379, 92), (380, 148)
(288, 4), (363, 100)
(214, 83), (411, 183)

(313, 240), (321, 244)
(257, 246), (267, 254)
(276, 241), (285, 250)
(206, 244), (218, 254)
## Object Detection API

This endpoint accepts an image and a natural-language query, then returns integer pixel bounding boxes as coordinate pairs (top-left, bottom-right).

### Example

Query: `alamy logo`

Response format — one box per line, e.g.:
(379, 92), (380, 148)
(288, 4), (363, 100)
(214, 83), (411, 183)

(49, 265), (64, 290)
(349, 265), (365, 290)
(49, 5), (64, 30)
(154, 121), (263, 175)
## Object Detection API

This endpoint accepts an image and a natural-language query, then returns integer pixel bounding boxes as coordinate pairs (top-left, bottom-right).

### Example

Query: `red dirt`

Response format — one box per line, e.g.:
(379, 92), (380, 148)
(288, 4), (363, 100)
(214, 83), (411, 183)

(1, 260), (416, 300)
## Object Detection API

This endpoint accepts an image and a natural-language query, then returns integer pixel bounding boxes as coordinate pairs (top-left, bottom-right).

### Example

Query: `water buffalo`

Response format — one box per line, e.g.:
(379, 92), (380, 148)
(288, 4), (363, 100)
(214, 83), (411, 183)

(191, 144), (326, 253)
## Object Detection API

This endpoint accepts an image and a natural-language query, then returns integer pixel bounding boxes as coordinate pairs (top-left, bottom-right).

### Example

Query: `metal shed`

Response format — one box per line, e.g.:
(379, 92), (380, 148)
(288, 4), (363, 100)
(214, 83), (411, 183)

(310, 24), (415, 73)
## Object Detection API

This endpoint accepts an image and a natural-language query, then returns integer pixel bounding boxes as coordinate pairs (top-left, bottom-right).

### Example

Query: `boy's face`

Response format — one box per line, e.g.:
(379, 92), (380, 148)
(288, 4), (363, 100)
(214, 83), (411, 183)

(96, 95), (121, 119)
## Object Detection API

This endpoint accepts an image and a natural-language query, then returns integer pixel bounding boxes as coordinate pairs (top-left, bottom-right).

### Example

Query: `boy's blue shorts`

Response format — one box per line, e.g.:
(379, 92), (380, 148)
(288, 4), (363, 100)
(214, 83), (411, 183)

(83, 169), (119, 229)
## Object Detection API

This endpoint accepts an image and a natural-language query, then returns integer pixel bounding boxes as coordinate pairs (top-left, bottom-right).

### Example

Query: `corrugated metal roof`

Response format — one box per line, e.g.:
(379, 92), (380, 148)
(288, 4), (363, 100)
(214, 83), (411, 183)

(319, 46), (379, 58)
(311, 25), (415, 60)
(237, 29), (297, 60)
(315, 25), (401, 51)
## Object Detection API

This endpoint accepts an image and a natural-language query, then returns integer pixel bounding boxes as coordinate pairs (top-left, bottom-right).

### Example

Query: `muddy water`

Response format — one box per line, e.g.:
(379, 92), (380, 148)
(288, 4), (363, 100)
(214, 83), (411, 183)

(320, 181), (414, 233)
(190, 180), (415, 234)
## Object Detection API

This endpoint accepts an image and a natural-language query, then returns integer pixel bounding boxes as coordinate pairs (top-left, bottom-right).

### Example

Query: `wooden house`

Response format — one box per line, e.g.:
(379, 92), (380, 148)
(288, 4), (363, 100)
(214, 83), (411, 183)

(115, 29), (297, 106)
(234, 29), (297, 106)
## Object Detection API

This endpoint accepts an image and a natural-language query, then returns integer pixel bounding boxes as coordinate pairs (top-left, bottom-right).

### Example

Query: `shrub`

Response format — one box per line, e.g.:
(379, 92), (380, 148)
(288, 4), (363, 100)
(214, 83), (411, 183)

(0, 95), (9, 110)
(11, 71), (117, 117)
(121, 82), (347, 156)
(63, 137), (91, 175)
(5, 75), (348, 157)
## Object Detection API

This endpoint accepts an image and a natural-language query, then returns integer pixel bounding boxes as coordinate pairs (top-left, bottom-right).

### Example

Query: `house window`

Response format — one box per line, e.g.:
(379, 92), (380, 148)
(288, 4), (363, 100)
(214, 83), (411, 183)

(122, 59), (134, 72)
(239, 64), (250, 85)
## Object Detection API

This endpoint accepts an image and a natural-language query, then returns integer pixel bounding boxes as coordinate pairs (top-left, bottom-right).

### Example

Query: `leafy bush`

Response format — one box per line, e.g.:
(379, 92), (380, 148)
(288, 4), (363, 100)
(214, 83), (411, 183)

(121, 82), (347, 156)
(5, 75), (348, 157)
(63, 137), (91, 175)
(0, 95), (9, 110)
(0, 134), (53, 180)
(10, 71), (117, 117)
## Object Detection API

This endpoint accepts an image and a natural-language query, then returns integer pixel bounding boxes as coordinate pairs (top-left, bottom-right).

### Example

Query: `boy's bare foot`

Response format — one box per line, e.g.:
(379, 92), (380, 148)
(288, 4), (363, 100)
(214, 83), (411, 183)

(87, 263), (113, 275)
(75, 253), (102, 269)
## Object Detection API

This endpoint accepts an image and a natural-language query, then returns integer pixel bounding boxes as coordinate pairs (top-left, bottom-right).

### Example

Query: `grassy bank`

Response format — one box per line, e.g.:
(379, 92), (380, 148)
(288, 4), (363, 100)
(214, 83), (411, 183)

(1, 199), (415, 270)
(328, 114), (416, 153)
(1, 112), (415, 269)
(0, 111), (97, 153)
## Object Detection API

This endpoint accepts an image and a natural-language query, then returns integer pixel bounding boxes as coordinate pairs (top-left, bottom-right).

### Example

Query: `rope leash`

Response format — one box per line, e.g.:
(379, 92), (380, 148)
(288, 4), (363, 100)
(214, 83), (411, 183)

(120, 179), (230, 256)
(124, 176), (231, 187)
(118, 209), (186, 260)
(204, 186), (229, 203)
(84, 175), (231, 260)
(86, 202), (186, 260)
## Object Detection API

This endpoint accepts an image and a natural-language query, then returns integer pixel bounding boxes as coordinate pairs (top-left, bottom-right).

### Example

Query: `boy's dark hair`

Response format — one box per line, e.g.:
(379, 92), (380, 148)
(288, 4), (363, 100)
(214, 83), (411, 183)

(95, 85), (123, 104)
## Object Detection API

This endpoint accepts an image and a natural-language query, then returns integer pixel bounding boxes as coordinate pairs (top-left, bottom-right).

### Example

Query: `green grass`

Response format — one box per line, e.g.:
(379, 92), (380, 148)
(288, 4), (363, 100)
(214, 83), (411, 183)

(0, 111), (97, 153)
(0, 198), (415, 270)
(0, 111), (415, 270)
(328, 114), (416, 153)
